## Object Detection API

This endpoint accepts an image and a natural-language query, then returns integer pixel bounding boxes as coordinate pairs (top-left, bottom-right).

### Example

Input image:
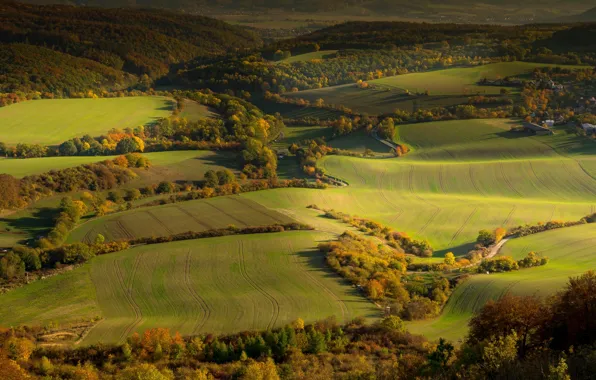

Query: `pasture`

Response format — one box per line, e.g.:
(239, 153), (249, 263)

(285, 62), (587, 114)
(243, 119), (596, 254)
(277, 50), (338, 64)
(68, 195), (296, 243)
(0, 97), (173, 145)
(408, 223), (596, 341)
(0, 232), (380, 343)
(179, 99), (218, 121)
(0, 150), (236, 180)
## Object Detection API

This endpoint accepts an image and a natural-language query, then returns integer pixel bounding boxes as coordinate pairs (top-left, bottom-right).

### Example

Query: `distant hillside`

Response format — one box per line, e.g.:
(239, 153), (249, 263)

(559, 6), (596, 22)
(13, 0), (595, 13)
(536, 24), (596, 53)
(0, 1), (262, 94)
(0, 43), (137, 94)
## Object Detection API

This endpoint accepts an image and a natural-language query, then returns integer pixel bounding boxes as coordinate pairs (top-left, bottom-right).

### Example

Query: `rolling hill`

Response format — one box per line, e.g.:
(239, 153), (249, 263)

(284, 62), (588, 115)
(0, 231), (379, 344)
(408, 223), (596, 340)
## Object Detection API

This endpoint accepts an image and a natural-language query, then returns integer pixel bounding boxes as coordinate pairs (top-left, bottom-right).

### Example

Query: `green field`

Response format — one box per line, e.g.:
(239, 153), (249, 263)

(243, 119), (596, 254)
(277, 50), (338, 64)
(6, 117), (596, 344)
(408, 223), (596, 341)
(0, 97), (173, 145)
(180, 99), (218, 122)
(0, 150), (235, 180)
(68, 195), (296, 243)
(285, 62), (588, 115)
(0, 232), (380, 344)
(0, 151), (239, 246)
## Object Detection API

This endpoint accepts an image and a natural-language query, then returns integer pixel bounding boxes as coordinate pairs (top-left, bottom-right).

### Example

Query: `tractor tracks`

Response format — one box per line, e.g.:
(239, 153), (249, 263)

(228, 196), (286, 224)
(146, 211), (174, 235)
(501, 206), (517, 227)
(175, 206), (212, 230)
(379, 168), (404, 223)
(114, 253), (144, 343)
(184, 250), (212, 334)
(449, 208), (478, 245)
(499, 163), (523, 197)
(286, 242), (350, 322)
(204, 201), (246, 226)
(237, 241), (280, 330)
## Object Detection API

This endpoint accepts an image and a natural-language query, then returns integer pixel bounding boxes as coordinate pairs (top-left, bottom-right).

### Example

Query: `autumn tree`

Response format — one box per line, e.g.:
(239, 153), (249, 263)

(444, 252), (456, 266)
(468, 294), (548, 357)
(545, 270), (596, 350)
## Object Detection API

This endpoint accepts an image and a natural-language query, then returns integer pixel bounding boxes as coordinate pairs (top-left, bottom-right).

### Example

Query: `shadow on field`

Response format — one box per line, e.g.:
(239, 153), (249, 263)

(294, 244), (382, 319)
(434, 241), (477, 257)
(0, 206), (59, 241)
(495, 130), (534, 139)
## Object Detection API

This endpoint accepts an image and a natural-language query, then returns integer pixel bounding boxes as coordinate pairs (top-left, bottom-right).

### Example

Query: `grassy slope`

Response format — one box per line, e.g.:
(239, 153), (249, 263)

(0, 264), (99, 328)
(0, 150), (233, 179)
(276, 50), (338, 64)
(243, 119), (596, 254)
(0, 97), (173, 145)
(179, 99), (218, 122)
(67, 196), (296, 243)
(0, 231), (379, 344)
(408, 223), (596, 341)
(0, 151), (238, 247)
(285, 62), (588, 115)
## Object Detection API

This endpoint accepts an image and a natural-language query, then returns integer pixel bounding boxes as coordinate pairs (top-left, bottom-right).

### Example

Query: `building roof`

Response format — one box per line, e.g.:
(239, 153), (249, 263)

(522, 122), (550, 132)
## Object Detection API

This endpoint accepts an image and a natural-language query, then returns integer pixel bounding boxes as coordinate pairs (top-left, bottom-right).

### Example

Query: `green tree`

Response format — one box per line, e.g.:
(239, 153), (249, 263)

(204, 170), (219, 188)
(380, 315), (405, 332)
(427, 338), (454, 374)
(116, 137), (142, 154)
(58, 140), (78, 156)
(477, 229), (495, 246)
(116, 363), (173, 380)
(482, 332), (518, 373)
(94, 234), (106, 245)
(39, 356), (53, 375)
(444, 252), (456, 266)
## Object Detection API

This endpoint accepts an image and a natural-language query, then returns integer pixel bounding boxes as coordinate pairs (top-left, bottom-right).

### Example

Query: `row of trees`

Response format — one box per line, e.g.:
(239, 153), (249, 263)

(0, 154), (144, 211)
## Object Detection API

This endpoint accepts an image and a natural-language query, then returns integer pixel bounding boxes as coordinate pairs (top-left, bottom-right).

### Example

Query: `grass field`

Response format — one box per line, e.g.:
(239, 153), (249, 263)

(0, 150), (236, 180)
(243, 119), (596, 255)
(68, 195), (297, 243)
(277, 50), (338, 64)
(0, 151), (239, 246)
(0, 97), (173, 145)
(7, 117), (596, 344)
(285, 62), (588, 115)
(0, 232), (380, 343)
(407, 223), (596, 341)
(180, 99), (218, 122)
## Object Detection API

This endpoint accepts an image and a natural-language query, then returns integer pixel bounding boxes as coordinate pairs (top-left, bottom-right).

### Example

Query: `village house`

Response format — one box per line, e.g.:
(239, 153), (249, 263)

(522, 121), (553, 135)
(582, 123), (596, 135)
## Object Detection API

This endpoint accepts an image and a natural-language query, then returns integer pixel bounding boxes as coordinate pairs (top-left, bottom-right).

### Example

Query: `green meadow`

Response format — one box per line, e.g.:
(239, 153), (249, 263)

(408, 223), (596, 341)
(285, 62), (588, 114)
(0, 97), (173, 145)
(1, 232), (379, 344)
(68, 196), (296, 243)
(277, 50), (339, 64)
